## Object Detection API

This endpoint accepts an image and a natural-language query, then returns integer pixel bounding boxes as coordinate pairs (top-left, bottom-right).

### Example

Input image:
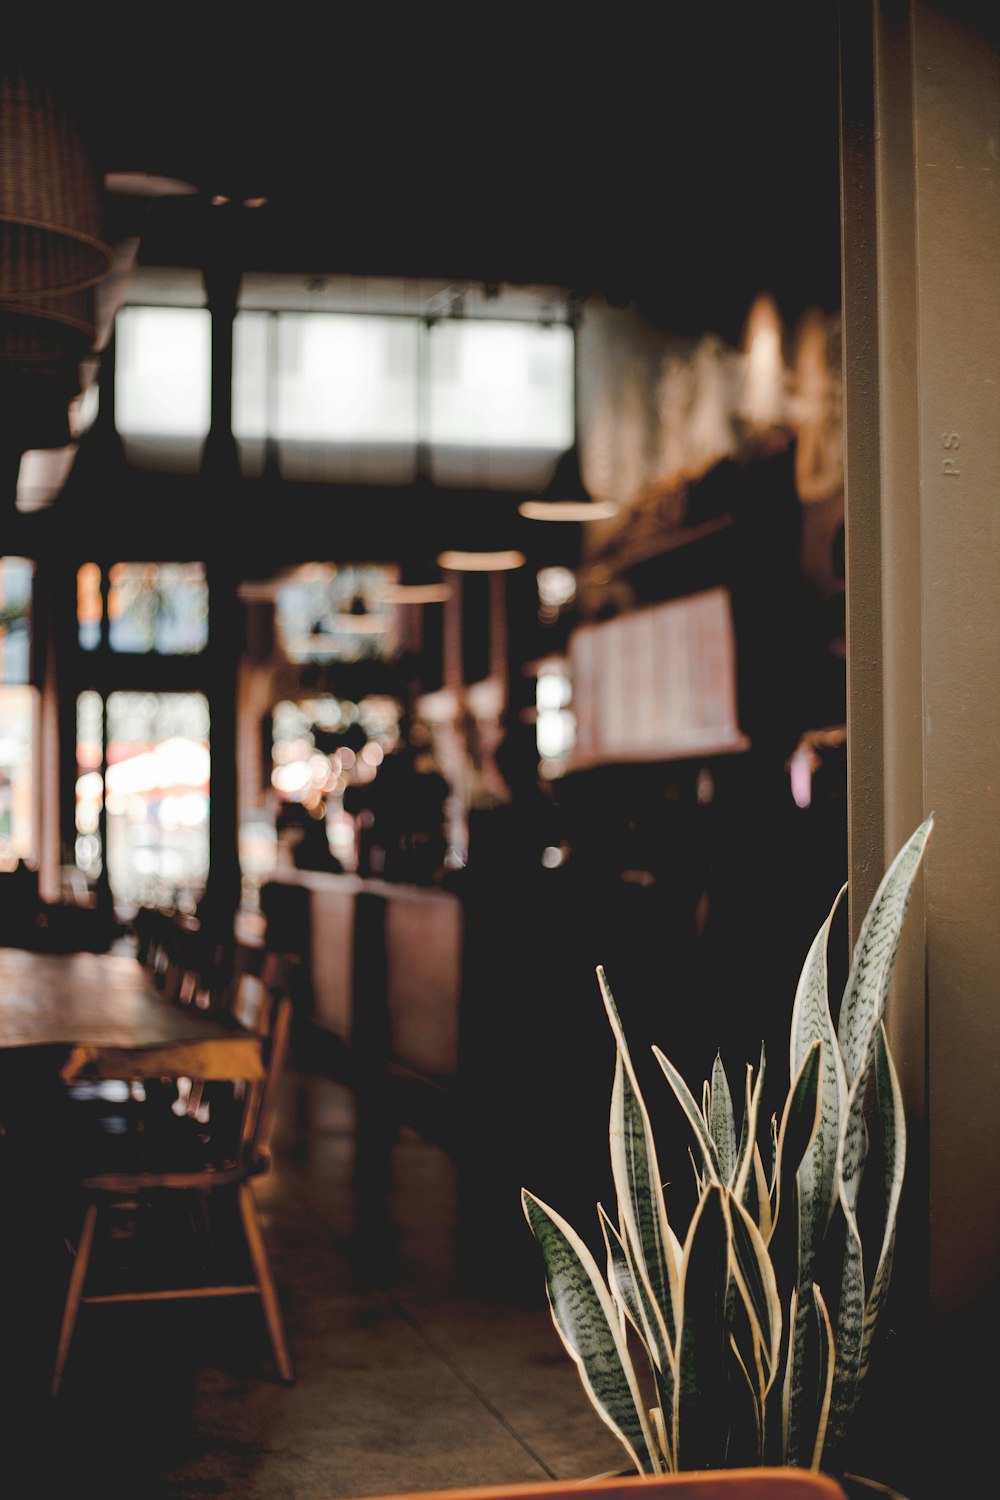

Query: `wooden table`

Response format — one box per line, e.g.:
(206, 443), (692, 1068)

(0, 947), (263, 1083)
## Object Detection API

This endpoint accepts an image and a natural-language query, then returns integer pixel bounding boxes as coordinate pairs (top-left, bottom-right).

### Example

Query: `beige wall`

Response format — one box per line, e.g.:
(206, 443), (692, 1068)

(841, 2), (1000, 1491)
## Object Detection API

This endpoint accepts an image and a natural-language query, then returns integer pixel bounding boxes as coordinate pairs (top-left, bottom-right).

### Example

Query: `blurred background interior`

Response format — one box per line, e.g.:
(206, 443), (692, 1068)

(0, 8), (994, 1498)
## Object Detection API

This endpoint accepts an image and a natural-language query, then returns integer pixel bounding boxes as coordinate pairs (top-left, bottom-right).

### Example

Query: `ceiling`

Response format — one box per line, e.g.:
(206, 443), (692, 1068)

(8, 12), (844, 583)
(24, 7), (843, 339)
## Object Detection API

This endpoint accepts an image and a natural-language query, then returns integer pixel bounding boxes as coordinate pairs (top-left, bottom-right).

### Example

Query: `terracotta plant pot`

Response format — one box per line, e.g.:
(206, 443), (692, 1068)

(362, 1469), (885, 1500)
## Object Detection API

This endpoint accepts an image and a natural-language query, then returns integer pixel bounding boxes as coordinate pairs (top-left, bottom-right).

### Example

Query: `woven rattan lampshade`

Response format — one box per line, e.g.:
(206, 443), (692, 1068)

(0, 285), (95, 450)
(0, 69), (113, 297)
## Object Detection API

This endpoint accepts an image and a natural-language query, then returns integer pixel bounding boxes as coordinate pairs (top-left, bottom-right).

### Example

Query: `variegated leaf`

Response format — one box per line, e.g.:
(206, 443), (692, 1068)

(733, 1045), (766, 1205)
(600, 968), (679, 1362)
(779, 1284), (798, 1464)
(620, 1213), (676, 1442)
(522, 1189), (659, 1474)
(791, 884), (849, 1263)
(608, 1053), (675, 1370)
(827, 1105), (867, 1462)
(751, 1142), (773, 1243)
(858, 1024), (906, 1389)
(728, 1328), (763, 1462)
(597, 1202), (640, 1340)
(675, 1182), (733, 1471)
(710, 1052), (738, 1185)
(809, 1284), (835, 1471)
(838, 814), (933, 1086)
(769, 1040), (822, 1253)
(652, 1043), (723, 1183)
(728, 1190), (782, 1387)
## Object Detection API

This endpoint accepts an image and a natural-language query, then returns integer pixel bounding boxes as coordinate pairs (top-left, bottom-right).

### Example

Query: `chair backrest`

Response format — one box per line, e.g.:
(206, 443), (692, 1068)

(239, 991), (293, 1169)
(224, 947), (287, 1028)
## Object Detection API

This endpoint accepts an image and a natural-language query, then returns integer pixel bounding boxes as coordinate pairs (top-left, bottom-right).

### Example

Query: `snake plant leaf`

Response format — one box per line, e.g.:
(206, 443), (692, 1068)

(838, 814), (933, 1086)
(624, 1219), (677, 1452)
(652, 1043), (724, 1184)
(827, 1023), (878, 1460)
(728, 1189), (782, 1465)
(710, 1052), (738, 1185)
(609, 1053), (675, 1371)
(728, 1322), (764, 1462)
(785, 1264), (836, 1466)
(857, 1023), (906, 1390)
(748, 1142), (773, 1243)
(600, 1202), (676, 1450)
(734, 1045), (766, 1205)
(809, 1284), (836, 1471)
(599, 967), (679, 1362)
(765, 1039), (823, 1399)
(651, 1405), (671, 1471)
(675, 1182), (734, 1471)
(597, 1202), (641, 1340)
(735, 1067), (751, 1185)
(728, 1190), (782, 1388)
(769, 1040), (822, 1255)
(791, 884), (849, 1259)
(521, 1189), (659, 1475)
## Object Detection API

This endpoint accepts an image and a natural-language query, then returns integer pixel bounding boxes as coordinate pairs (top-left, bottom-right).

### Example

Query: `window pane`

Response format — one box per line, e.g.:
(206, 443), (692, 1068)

(426, 321), (574, 448)
(274, 564), (396, 663)
(0, 685), (36, 868)
(77, 563), (102, 651)
(233, 312), (420, 445)
(107, 562), (209, 655)
(79, 563), (209, 654)
(115, 306), (211, 469)
(0, 557), (33, 684)
(76, 692), (211, 913)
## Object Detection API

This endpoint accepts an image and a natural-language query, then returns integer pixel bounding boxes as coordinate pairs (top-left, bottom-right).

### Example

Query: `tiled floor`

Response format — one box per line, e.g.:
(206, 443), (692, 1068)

(1, 1063), (626, 1499)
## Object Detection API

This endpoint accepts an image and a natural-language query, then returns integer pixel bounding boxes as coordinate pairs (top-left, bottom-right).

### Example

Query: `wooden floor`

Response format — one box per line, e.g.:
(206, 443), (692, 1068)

(0, 1061), (625, 1499)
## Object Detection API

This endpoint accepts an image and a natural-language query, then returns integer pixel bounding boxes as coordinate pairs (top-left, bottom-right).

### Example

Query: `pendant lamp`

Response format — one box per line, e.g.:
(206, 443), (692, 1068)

(517, 443), (618, 521)
(0, 67), (113, 297)
(382, 560), (452, 605)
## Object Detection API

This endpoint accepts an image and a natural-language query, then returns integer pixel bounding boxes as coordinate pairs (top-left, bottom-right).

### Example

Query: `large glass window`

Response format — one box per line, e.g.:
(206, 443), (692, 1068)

(234, 313), (420, 444)
(231, 303), (574, 484)
(273, 563), (396, 663)
(115, 305), (212, 469)
(0, 557), (33, 684)
(77, 562), (209, 654)
(76, 691), (210, 913)
(0, 686), (36, 870)
(426, 319), (573, 449)
(0, 559), (36, 869)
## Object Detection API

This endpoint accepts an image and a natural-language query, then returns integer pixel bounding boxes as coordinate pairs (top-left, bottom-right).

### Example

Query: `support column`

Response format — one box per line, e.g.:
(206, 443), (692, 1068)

(840, 3), (1000, 1492)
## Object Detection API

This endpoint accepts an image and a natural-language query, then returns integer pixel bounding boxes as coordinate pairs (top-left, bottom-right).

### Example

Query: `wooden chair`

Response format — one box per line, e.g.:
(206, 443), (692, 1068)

(51, 991), (295, 1396)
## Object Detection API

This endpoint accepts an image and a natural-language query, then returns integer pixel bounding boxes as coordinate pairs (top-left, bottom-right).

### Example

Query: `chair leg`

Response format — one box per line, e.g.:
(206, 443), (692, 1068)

(52, 1200), (98, 1397)
(237, 1181), (294, 1384)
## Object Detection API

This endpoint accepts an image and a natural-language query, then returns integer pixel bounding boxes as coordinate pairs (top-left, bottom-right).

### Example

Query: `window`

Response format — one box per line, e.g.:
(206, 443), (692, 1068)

(76, 691), (210, 913)
(0, 559), (37, 869)
(115, 304), (211, 470)
(0, 686), (36, 870)
(426, 319), (573, 449)
(77, 562), (209, 654)
(273, 564), (396, 664)
(535, 660), (576, 780)
(0, 557), (33, 684)
(230, 279), (575, 486)
(233, 312), (420, 465)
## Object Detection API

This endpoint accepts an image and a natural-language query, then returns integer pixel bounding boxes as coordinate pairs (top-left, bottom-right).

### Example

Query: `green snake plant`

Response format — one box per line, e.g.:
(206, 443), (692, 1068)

(522, 814), (932, 1477)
